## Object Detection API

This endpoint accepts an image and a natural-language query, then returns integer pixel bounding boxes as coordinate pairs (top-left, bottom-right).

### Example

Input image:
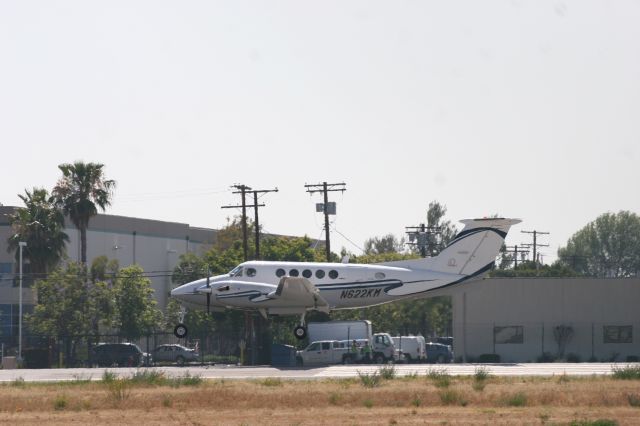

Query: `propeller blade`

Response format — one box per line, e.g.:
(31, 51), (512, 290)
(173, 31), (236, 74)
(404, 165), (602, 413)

(206, 270), (211, 314)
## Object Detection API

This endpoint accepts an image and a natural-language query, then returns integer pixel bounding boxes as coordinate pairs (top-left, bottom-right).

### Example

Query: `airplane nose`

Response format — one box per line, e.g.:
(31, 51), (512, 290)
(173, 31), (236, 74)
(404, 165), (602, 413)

(171, 282), (193, 298)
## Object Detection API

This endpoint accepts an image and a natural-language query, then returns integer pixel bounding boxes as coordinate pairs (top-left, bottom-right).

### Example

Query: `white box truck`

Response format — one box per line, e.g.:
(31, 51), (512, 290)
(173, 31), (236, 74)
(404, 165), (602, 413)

(307, 320), (396, 363)
(392, 335), (426, 363)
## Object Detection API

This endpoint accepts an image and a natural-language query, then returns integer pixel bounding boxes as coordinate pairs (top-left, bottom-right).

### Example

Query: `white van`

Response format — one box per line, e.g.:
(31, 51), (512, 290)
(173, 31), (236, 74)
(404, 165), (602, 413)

(392, 335), (426, 363)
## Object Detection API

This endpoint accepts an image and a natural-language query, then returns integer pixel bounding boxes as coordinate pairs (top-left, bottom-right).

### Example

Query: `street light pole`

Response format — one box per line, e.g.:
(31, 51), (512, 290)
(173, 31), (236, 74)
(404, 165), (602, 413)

(18, 241), (26, 364)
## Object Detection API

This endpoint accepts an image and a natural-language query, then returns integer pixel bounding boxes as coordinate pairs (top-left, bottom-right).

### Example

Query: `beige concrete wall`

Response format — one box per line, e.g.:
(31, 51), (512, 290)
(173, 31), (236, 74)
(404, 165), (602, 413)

(450, 277), (640, 362)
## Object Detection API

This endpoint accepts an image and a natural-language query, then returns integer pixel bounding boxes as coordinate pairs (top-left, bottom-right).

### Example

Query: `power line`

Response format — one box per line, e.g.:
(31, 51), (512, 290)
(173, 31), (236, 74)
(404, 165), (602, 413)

(503, 245), (530, 268)
(521, 230), (550, 267)
(221, 184), (253, 261)
(304, 182), (346, 262)
(221, 184), (278, 261)
(249, 187), (278, 259)
(405, 223), (442, 258)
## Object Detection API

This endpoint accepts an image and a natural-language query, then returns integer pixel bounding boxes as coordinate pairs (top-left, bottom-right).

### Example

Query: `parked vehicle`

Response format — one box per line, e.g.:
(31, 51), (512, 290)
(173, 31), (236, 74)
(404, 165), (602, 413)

(425, 342), (453, 363)
(392, 335), (426, 363)
(307, 321), (397, 363)
(435, 336), (453, 346)
(153, 344), (198, 366)
(296, 340), (351, 366)
(91, 343), (152, 367)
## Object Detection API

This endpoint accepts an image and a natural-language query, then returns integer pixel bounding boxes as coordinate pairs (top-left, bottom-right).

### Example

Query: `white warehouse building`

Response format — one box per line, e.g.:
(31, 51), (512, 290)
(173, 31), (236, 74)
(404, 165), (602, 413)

(445, 277), (640, 363)
(0, 205), (217, 343)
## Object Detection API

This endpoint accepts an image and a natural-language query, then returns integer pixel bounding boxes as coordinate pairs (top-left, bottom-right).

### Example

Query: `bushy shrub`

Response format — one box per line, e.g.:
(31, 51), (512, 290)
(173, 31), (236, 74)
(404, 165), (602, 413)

(612, 365), (640, 380)
(379, 365), (396, 380)
(357, 370), (381, 388)
(566, 353), (581, 363)
(477, 353), (500, 363)
(537, 352), (556, 363)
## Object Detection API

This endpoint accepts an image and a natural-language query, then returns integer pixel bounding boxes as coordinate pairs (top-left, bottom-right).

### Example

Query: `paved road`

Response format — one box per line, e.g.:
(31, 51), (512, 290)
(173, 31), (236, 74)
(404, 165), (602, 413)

(0, 362), (634, 382)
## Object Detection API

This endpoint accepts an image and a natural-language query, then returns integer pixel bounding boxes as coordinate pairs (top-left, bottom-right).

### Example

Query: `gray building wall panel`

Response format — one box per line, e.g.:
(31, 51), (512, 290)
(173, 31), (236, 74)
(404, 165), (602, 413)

(451, 278), (640, 362)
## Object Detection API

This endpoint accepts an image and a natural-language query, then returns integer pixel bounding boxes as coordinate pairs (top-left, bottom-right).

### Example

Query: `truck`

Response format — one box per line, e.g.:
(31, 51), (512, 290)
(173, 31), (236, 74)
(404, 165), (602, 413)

(306, 320), (397, 363)
(295, 340), (351, 366)
(392, 335), (426, 363)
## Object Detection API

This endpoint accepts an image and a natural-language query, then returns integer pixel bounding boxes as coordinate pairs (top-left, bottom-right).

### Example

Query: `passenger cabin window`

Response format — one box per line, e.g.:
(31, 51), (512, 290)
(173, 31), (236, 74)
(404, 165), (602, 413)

(302, 269), (312, 278)
(246, 268), (257, 277)
(217, 285), (230, 292)
(329, 270), (339, 279)
(321, 342), (330, 350)
(276, 268), (286, 277)
(307, 342), (320, 351)
(315, 270), (325, 279)
(229, 266), (243, 277)
(289, 269), (299, 277)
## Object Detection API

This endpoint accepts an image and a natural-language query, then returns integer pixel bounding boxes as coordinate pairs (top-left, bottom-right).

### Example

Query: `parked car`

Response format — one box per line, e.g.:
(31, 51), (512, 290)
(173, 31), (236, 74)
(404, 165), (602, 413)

(153, 344), (199, 366)
(425, 342), (453, 363)
(91, 343), (152, 367)
(435, 336), (453, 346)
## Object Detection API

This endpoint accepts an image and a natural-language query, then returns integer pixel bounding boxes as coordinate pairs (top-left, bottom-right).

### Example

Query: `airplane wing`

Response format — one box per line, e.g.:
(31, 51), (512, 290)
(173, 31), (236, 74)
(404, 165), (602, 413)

(261, 276), (330, 312)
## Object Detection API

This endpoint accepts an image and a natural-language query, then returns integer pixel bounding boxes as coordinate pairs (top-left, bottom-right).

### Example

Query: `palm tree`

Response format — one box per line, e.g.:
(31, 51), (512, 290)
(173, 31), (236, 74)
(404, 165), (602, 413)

(7, 188), (69, 275)
(53, 162), (116, 265)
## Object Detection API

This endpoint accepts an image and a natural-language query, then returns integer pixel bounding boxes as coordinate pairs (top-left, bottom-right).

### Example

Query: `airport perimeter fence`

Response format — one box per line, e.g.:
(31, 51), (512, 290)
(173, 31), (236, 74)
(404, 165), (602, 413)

(0, 317), (309, 368)
(455, 321), (640, 364)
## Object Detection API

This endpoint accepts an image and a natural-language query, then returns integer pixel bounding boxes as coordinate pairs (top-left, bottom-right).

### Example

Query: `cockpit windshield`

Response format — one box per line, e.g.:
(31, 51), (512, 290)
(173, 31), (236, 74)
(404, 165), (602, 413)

(229, 266), (243, 277)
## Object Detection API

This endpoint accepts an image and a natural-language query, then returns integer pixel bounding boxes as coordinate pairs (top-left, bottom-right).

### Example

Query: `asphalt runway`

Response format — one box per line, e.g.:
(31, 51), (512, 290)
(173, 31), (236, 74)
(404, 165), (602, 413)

(0, 362), (633, 382)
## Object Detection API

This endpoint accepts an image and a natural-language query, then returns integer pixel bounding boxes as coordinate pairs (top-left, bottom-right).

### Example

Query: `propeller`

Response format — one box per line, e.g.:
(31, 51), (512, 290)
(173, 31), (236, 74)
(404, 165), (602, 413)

(206, 266), (211, 314)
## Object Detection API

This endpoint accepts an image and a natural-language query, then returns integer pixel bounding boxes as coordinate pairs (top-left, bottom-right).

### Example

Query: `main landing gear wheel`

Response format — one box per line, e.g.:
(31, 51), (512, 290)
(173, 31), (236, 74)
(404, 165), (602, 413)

(293, 325), (307, 340)
(174, 323), (188, 339)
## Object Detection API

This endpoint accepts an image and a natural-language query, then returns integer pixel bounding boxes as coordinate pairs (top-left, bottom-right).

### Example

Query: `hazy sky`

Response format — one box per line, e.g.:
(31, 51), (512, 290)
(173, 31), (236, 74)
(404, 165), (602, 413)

(1, 1), (639, 262)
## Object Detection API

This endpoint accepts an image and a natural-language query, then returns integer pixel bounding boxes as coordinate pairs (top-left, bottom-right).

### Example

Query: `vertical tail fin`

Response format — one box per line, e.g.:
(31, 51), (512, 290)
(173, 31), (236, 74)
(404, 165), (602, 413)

(430, 218), (521, 275)
(381, 218), (520, 277)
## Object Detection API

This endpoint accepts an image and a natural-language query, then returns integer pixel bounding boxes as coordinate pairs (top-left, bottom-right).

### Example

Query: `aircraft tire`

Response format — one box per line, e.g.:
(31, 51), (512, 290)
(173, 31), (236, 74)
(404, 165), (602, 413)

(174, 323), (188, 339)
(293, 326), (307, 340)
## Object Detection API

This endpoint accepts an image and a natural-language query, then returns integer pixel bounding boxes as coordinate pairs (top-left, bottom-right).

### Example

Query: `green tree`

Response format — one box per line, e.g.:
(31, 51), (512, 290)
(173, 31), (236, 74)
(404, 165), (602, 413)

(261, 236), (326, 262)
(27, 262), (91, 363)
(490, 260), (578, 278)
(88, 256), (119, 336)
(52, 162), (116, 265)
(557, 211), (640, 277)
(363, 234), (405, 255)
(7, 188), (69, 275)
(113, 265), (162, 340)
(425, 201), (457, 256)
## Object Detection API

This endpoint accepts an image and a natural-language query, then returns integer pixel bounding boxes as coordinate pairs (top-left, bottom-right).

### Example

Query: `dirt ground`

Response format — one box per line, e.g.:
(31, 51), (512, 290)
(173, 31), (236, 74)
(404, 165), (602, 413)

(1, 374), (639, 425)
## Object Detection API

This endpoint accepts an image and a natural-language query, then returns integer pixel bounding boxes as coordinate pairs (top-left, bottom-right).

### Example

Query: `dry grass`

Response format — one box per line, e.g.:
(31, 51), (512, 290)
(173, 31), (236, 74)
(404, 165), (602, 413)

(1, 375), (640, 424)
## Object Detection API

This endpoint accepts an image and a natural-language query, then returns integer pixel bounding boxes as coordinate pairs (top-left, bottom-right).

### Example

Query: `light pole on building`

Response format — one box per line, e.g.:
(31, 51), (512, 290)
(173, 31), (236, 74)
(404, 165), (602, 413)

(18, 241), (26, 363)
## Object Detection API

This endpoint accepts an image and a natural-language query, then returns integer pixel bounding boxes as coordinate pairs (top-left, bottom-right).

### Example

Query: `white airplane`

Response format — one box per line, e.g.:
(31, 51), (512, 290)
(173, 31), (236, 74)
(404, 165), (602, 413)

(170, 217), (520, 339)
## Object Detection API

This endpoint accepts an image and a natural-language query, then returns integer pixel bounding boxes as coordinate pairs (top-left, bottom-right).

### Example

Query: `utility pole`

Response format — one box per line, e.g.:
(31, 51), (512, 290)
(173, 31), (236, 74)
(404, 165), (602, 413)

(521, 230), (550, 268)
(405, 224), (442, 258)
(305, 182), (346, 262)
(504, 245), (529, 268)
(222, 185), (278, 261)
(222, 184), (252, 261)
(250, 188), (278, 259)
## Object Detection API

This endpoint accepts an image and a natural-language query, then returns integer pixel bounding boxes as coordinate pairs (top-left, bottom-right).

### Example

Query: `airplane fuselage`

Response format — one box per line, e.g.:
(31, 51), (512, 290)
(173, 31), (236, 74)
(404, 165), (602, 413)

(171, 260), (467, 315)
